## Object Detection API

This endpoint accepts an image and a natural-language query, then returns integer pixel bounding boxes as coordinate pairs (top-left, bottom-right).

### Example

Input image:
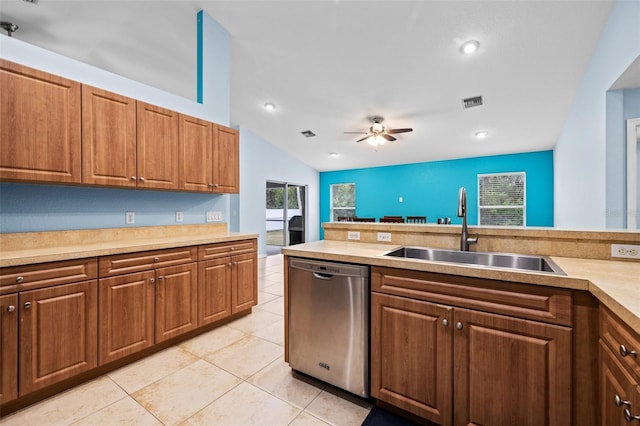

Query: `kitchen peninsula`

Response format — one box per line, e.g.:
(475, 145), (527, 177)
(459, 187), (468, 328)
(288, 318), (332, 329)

(282, 222), (640, 426)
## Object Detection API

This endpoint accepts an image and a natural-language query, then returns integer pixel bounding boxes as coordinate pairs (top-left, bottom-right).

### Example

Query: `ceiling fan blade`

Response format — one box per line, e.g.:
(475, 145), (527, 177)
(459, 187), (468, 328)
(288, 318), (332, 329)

(381, 134), (397, 142)
(386, 128), (413, 134)
(344, 131), (368, 134)
(356, 135), (372, 142)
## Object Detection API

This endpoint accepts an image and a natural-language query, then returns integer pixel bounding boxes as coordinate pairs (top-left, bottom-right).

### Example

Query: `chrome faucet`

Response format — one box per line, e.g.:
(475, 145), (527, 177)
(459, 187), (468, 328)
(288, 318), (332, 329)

(457, 187), (478, 251)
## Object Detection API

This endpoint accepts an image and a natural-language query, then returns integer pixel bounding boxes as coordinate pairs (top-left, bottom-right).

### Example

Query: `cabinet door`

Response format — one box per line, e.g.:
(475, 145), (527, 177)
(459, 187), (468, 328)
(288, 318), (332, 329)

(371, 293), (453, 425)
(98, 271), (155, 365)
(198, 258), (232, 326)
(600, 340), (640, 425)
(19, 281), (97, 394)
(0, 60), (81, 183)
(179, 114), (212, 192)
(155, 263), (198, 343)
(212, 125), (239, 193)
(82, 85), (137, 187)
(137, 101), (179, 189)
(453, 308), (572, 426)
(0, 294), (18, 404)
(231, 252), (257, 314)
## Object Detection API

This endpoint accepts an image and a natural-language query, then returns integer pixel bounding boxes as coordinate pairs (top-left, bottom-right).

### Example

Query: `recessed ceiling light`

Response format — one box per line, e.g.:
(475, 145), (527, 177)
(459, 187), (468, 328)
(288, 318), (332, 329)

(460, 40), (480, 54)
(264, 102), (276, 111)
(475, 130), (489, 139)
(329, 152), (339, 157)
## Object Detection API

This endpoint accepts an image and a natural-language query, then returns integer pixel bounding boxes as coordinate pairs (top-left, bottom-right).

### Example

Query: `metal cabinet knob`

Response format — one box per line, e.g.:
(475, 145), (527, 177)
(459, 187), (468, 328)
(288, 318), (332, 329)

(624, 408), (640, 422)
(214, 184), (219, 188)
(149, 278), (155, 284)
(442, 319), (449, 327)
(227, 263), (233, 267)
(6, 305), (15, 313)
(16, 276), (24, 283)
(616, 394), (631, 407)
(455, 322), (463, 330)
(230, 247), (235, 251)
(131, 176), (137, 181)
(139, 177), (145, 182)
(620, 345), (639, 358)
(23, 302), (32, 309)
(154, 257), (160, 263)
(157, 276), (163, 281)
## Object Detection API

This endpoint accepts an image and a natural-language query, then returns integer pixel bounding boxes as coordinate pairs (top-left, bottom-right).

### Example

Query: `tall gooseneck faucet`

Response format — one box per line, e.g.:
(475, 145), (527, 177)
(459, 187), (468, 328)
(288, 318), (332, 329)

(457, 187), (478, 251)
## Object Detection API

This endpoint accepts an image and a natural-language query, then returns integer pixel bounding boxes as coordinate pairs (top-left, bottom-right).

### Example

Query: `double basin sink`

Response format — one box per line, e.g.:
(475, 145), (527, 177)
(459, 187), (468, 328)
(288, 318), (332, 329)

(383, 246), (565, 275)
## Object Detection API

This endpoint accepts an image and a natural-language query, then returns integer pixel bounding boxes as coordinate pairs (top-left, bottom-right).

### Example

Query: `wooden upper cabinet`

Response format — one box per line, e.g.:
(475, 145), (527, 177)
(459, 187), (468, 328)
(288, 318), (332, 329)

(82, 85), (137, 187)
(212, 124), (239, 193)
(0, 60), (81, 184)
(179, 114), (212, 192)
(137, 101), (179, 190)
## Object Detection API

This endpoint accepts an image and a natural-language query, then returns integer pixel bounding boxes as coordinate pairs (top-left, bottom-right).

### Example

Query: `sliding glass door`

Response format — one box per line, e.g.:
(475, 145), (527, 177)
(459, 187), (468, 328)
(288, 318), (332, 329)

(265, 181), (307, 255)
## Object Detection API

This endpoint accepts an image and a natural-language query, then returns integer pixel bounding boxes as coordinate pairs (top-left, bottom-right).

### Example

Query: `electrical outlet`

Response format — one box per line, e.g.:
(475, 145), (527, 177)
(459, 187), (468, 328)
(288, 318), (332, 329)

(175, 211), (183, 223)
(347, 231), (361, 240)
(377, 232), (392, 242)
(611, 244), (640, 259)
(125, 211), (135, 224)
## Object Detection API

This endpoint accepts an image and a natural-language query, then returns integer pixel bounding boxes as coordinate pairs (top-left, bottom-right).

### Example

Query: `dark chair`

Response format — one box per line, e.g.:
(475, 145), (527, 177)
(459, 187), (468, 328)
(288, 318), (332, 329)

(406, 216), (427, 223)
(337, 216), (354, 222)
(379, 217), (405, 223)
(354, 217), (376, 222)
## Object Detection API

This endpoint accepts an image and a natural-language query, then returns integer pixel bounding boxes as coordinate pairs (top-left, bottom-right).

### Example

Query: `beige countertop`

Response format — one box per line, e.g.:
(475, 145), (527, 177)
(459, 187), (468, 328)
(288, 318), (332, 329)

(0, 224), (258, 267)
(282, 240), (640, 332)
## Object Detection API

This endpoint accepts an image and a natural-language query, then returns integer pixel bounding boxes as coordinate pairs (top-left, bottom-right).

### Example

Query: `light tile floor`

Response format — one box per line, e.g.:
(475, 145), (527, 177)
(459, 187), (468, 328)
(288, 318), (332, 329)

(1, 254), (372, 426)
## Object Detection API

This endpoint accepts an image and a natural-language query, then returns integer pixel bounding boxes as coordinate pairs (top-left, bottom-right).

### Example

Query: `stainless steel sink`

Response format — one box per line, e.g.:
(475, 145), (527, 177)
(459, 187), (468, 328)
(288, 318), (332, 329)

(383, 246), (565, 274)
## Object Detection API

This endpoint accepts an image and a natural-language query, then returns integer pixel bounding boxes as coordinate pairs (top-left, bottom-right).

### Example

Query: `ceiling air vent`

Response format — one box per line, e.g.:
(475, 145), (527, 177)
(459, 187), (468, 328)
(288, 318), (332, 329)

(462, 96), (483, 109)
(301, 130), (316, 138)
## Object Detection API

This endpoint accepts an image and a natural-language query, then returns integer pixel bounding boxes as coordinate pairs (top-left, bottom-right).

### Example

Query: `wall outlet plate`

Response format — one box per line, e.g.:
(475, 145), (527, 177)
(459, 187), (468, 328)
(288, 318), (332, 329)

(347, 231), (360, 240)
(175, 211), (183, 223)
(377, 232), (392, 242)
(125, 211), (135, 224)
(611, 244), (640, 259)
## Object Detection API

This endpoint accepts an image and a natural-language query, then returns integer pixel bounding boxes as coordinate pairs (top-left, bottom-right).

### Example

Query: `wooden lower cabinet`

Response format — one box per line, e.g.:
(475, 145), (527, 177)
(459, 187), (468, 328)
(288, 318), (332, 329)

(372, 292), (572, 426)
(232, 252), (258, 313)
(155, 263), (198, 343)
(98, 271), (155, 365)
(19, 281), (98, 395)
(1, 294), (18, 404)
(599, 341), (640, 425)
(198, 258), (232, 326)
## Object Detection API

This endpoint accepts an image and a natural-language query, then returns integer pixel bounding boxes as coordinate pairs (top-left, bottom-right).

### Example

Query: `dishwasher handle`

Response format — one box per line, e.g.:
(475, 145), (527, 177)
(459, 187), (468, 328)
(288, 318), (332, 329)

(312, 272), (333, 280)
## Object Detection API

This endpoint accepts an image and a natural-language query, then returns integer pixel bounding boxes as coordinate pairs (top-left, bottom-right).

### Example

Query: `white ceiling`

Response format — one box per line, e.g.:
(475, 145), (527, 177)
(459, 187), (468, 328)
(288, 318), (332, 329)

(0, 0), (623, 171)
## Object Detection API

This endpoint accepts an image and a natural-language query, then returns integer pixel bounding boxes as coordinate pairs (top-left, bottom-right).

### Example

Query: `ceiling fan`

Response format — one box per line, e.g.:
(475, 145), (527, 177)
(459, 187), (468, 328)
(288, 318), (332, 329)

(345, 116), (413, 147)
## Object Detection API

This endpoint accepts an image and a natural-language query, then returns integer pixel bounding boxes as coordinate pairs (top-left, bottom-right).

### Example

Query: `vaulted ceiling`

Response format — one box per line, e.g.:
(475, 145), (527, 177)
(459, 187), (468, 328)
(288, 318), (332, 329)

(0, 0), (621, 171)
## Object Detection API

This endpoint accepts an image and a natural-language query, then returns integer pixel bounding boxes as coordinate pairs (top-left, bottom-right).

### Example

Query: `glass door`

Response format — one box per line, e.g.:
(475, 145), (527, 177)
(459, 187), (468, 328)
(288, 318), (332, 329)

(265, 181), (307, 255)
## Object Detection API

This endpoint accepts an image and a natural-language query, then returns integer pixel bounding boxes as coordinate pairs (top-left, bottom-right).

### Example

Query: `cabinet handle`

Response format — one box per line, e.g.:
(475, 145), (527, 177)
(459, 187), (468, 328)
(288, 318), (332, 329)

(624, 408), (640, 422)
(214, 184), (219, 188)
(616, 394), (632, 407)
(23, 302), (32, 309)
(154, 257), (160, 263)
(131, 176), (137, 181)
(209, 183), (214, 187)
(227, 263), (232, 267)
(139, 177), (145, 182)
(230, 247), (235, 251)
(442, 319), (449, 327)
(158, 276), (163, 281)
(149, 278), (155, 284)
(455, 322), (463, 330)
(6, 305), (15, 313)
(16, 276), (24, 283)
(620, 345), (639, 358)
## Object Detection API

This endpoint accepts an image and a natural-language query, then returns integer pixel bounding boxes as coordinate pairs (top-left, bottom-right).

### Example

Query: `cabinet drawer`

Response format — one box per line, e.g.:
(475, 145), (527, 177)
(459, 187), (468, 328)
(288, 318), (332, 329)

(372, 267), (573, 326)
(0, 258), (98, 294)
(199, 239), (257, 261)
(601, 306), (640, 382)
(99, 247), (197, 277)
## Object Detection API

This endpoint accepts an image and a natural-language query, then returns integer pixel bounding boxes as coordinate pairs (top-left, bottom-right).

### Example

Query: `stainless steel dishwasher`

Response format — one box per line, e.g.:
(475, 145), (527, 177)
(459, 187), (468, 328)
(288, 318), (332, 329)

(288, 258), (370, 397)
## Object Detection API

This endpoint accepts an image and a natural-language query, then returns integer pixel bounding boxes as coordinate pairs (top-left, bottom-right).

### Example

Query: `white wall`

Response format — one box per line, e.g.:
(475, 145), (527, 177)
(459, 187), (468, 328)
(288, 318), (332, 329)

(554, 0), (640, 229)
(238, 127), (319, 256)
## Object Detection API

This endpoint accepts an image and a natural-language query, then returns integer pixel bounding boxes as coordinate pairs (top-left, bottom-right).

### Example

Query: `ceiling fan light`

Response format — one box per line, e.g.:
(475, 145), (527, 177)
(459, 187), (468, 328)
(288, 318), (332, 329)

(263, 102), (276, 111)
(475, 130), (489, 139)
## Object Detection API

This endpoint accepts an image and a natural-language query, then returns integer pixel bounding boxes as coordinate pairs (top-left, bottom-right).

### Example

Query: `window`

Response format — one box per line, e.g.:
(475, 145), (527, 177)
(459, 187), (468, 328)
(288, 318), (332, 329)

(330, 183), (355, 221)
(478, 172), (526, 226)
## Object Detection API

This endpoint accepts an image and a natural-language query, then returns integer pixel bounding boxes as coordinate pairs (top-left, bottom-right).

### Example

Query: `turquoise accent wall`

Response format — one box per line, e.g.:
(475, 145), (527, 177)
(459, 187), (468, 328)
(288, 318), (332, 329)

(319, 151), (554, 238)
